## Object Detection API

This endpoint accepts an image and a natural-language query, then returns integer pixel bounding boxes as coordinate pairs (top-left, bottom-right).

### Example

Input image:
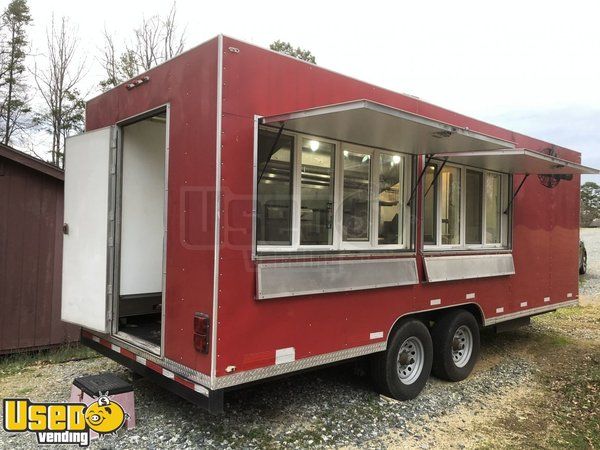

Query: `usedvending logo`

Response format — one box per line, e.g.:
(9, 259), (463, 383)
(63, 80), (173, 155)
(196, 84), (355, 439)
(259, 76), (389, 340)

(3, 395), (126, 446)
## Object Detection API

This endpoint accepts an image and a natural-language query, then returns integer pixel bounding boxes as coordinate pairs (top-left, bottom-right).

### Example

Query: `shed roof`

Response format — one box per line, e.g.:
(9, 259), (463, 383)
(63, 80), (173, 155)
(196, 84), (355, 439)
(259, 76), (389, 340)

(0, 143), (63, 181)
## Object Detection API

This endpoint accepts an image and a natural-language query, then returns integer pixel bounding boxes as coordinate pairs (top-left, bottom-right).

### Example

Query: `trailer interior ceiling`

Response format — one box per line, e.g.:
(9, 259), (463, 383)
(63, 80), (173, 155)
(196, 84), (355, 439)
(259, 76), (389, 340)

(117, 111), (167, 352)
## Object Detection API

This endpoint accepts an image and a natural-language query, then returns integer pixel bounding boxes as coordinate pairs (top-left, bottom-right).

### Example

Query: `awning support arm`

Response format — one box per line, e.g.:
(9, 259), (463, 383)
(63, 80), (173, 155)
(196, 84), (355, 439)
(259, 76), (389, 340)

(258, 122), (286, 183)
(406, 154), (433, 207)
(504, 173), (529, 214)
(423, 158), (448, 199)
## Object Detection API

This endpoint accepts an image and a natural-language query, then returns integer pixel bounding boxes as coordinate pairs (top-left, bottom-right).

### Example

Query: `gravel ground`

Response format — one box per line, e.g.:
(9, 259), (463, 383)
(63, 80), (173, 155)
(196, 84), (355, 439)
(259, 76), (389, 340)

(1, 345), (534, 449)
(1, 230), (599, 449)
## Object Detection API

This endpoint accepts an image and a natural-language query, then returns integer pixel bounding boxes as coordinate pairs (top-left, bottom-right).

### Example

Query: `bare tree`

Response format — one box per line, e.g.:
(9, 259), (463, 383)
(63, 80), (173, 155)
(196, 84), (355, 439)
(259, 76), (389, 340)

(99, 29), (139, 91)
(33, 16), (85, 167)
(99, 28), (119, 89)
(162, 3), (185, 60)
(99, 1), (185, 91)
(130, 14), (162, 71)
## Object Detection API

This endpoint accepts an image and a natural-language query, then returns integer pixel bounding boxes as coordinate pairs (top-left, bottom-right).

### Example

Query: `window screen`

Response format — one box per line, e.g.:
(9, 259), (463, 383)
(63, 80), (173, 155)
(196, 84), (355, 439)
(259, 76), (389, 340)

(466, 170), (483, 244)
(343, 151), (371, 241)
(379, 153), (402, 245)
(486, 173), (502, 244)
(440, 167), (461, 245)
(256, 130), (294, 245)
(300, 138), (335, 245)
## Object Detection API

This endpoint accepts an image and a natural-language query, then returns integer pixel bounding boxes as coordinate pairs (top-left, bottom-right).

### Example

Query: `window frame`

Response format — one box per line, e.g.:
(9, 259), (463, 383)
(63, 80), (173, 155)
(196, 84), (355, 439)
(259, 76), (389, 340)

(256, 126), (413, 254)
(423, 160), (510, 251)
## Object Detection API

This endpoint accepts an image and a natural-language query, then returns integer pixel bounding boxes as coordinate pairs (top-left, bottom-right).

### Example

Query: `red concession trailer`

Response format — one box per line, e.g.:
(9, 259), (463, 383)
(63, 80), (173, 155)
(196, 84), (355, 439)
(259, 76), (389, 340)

(61, 35), (598, 413)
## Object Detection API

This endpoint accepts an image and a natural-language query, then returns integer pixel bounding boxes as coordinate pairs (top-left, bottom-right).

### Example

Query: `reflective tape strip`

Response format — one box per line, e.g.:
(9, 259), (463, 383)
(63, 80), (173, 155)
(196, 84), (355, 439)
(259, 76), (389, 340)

(370, 331), (384, 340)
(275, 347), (295, 365)
(194, 384), (209, 396)
(84, 332), (210, 398)
(466, 293), (475, 300)
(430, 299), (442, 306)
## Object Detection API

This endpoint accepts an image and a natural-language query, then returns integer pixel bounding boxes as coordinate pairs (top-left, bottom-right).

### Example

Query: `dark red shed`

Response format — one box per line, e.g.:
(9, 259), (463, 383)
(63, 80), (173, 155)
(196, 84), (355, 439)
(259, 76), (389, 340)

(0, 144), (78, 354)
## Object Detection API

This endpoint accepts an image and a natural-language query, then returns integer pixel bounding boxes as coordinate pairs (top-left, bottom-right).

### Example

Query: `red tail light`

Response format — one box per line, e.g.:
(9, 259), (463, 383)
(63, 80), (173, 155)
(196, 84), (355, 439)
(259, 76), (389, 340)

(193, 313), (209, 354)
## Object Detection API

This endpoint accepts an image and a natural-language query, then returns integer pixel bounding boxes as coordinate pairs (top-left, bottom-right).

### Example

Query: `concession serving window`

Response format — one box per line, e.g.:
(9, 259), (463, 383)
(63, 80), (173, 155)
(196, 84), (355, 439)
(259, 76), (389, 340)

(254, 100), (516, 298)
(256, 100), (516, 253)
(423, 148), (599, 283)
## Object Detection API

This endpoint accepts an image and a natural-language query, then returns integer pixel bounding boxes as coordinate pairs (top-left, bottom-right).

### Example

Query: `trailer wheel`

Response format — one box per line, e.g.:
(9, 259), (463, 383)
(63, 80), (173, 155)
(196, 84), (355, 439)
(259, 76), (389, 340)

(431, 309), (480, 382)
(579, 250), (587, 275)
(371, 319), (432, 400)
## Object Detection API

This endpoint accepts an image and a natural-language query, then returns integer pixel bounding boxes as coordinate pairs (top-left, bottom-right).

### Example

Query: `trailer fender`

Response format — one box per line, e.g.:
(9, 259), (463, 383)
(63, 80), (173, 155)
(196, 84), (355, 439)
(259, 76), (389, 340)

(386, 302), (485, 347)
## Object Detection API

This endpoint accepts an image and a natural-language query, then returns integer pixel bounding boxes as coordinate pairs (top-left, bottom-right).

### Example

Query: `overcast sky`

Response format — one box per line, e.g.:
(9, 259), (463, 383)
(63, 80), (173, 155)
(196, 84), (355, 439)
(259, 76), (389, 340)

(27, 0), (600, 180)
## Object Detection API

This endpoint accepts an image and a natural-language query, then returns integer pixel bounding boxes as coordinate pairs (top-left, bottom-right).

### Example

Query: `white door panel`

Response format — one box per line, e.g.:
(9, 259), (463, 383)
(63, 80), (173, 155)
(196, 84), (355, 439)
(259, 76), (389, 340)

(62, 127), (114, 333)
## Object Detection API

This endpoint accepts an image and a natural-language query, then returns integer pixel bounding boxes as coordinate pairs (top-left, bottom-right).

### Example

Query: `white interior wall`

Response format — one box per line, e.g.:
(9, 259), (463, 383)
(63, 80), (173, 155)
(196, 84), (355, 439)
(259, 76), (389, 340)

(120, 118), (166, 296)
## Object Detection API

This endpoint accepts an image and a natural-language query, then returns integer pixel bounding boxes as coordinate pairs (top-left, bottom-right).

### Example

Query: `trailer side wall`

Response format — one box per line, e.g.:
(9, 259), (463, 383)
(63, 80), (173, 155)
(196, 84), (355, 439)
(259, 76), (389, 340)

(215, 36), (580, 379)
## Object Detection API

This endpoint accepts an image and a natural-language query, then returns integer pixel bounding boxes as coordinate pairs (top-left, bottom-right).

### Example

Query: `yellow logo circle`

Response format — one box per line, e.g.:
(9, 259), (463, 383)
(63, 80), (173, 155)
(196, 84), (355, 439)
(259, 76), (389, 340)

(84, 396), (126, 434)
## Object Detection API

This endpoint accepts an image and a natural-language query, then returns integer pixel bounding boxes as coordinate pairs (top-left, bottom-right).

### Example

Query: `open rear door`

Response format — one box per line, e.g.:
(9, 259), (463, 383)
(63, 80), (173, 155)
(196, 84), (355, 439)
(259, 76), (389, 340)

(62, 127), (115, 333)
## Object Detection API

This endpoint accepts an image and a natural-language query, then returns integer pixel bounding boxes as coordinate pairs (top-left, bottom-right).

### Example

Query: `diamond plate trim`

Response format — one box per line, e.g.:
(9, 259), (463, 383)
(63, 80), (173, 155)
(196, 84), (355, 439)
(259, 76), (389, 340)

(163, 358), (211, 386)
(213, 342), (386, 389)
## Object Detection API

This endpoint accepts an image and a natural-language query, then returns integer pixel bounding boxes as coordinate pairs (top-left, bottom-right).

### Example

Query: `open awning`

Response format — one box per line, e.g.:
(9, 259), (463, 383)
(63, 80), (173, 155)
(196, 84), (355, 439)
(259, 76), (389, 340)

(260, 100), (515, 154)
(431, 148), (599, 175)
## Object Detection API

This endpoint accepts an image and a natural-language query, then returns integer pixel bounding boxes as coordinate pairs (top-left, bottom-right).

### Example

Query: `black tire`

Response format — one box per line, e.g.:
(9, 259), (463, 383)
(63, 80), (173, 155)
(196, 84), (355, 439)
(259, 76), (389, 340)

(579, 251), (587, 275)
(431, 309), (480, 382)
(371, 319), (433, 400)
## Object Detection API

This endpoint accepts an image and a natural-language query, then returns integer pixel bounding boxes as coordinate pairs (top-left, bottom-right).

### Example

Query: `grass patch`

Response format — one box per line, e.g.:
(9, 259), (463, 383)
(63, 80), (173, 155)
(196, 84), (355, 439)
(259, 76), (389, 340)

(0, 343), (98, 378)
(547, 304), (600, 320)
(531, 331), (571, 347)
(534, 306), (600, 447)
(543, 350), (600, 448)
(15, 387), (32, 395)
(484, 303), (600, 448)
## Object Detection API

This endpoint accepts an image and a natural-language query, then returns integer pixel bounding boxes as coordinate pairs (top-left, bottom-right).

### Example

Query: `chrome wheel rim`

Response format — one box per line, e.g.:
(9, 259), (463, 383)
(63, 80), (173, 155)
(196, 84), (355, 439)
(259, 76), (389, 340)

(452, 325), (473, 368)
(396, 337), (425, 385)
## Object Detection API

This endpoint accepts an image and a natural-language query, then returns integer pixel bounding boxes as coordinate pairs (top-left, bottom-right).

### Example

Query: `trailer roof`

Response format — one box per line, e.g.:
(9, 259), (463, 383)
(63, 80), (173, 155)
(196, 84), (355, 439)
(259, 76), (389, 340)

(431, 148), (599, 175)
(260, 99), (515, 155)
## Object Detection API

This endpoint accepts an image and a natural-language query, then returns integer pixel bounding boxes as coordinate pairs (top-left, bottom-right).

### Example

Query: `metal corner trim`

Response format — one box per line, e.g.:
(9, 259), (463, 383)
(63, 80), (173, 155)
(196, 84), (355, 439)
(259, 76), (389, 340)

(211, 34), (224, 386)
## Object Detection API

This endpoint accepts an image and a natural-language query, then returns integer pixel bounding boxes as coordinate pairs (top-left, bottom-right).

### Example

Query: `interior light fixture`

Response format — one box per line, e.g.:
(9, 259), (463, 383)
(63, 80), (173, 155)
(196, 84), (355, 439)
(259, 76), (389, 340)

(392, 155), (401, 164)
(343, 150), (349, 157)
(309, 140), (320, 151)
